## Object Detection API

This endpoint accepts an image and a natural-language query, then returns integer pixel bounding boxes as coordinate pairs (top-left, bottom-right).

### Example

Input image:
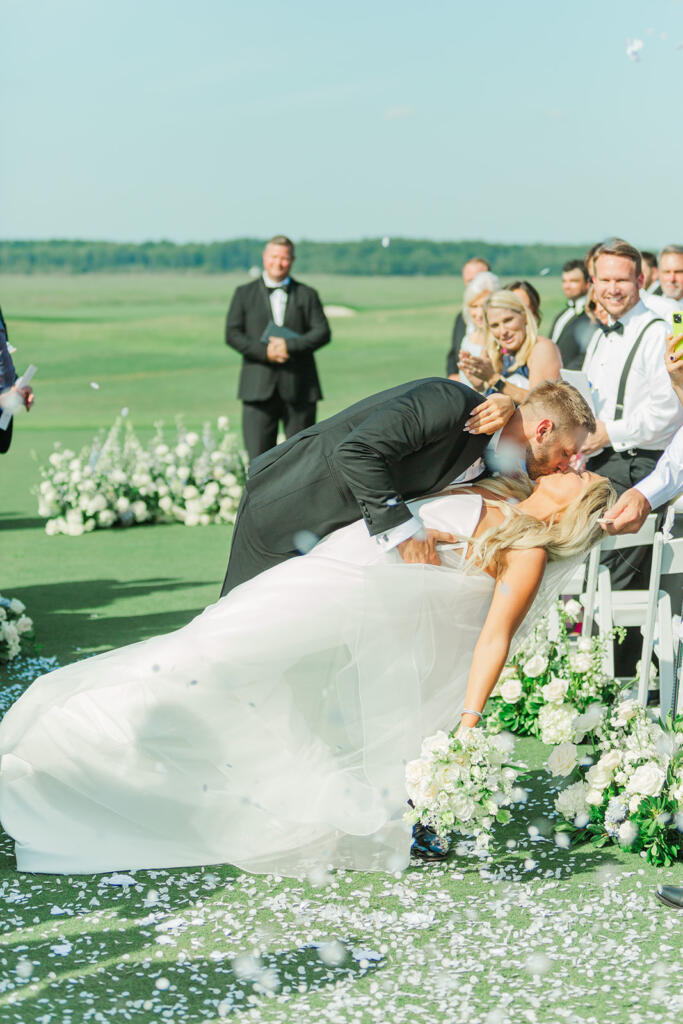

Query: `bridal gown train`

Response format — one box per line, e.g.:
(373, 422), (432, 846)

(0, 492), (555, 877)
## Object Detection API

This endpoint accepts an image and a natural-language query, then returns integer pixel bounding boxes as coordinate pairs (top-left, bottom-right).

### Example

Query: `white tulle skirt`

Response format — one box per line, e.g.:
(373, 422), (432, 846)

(0, 495), (498, 876)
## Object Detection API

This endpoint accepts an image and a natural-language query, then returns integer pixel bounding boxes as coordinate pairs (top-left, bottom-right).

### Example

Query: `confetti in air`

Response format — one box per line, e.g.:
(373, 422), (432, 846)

(626, 38), (643, 62)
(539, 267), (550, 276)
(293, 529), (319, 554)
(381, 237), (391, 248)
(90, 382), (100, 390)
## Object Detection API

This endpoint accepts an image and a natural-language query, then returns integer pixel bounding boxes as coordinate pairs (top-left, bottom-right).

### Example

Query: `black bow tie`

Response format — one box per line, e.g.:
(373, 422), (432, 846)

(602, 321), (624, 335)
(266, 282), (289, 294)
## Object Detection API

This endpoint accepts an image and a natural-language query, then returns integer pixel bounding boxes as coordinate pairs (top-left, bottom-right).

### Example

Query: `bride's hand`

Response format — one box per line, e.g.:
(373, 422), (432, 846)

(397, 529), (458, 566)
(465, 394), (515, 435)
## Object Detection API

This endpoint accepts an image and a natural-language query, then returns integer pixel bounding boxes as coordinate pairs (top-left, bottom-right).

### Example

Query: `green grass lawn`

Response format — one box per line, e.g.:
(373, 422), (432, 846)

(0, 274), (681, 1024)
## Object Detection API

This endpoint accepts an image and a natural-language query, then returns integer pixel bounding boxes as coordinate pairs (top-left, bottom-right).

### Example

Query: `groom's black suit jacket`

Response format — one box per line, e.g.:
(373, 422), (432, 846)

(226, 277), (331, 404)
(221, 378), (488, 594)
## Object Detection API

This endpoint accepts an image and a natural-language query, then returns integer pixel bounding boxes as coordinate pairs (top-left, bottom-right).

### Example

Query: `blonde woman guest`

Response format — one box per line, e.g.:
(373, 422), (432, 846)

(451, 271), (500, 387)
(458, 290), (562, 403)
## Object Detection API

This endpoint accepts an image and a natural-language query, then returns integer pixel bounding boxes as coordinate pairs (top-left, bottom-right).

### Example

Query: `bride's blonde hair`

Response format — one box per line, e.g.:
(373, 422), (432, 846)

(453, 474), (616, 575)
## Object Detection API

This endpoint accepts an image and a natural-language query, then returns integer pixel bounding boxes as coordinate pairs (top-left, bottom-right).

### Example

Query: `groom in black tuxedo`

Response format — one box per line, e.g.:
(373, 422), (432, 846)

(225, 235), (331, 461)
(220, 378), (595, 596)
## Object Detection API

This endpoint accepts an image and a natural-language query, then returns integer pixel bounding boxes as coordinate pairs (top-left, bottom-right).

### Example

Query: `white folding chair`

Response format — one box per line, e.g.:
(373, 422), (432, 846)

(642, 536), (683, 718)
(580, 516), (660, 696)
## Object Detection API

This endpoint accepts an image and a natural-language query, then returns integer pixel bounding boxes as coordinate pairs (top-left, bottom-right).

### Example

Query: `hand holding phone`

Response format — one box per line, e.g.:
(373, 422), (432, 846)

(672, 311), (683, 354)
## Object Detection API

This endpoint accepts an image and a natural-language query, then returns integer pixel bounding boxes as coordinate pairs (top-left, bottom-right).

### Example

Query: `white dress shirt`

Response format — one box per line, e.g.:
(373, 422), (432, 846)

(635, 425), (683, 508)
(263, 272), (290, 327)
(375, 429), (505, 550)
(582, 300), (683, 452)
(641, 289), (678, 320)
(551, 296), (586, 343)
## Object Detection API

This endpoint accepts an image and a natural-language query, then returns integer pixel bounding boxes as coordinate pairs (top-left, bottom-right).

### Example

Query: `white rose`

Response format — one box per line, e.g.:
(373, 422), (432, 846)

(572, 703), (604, 741)
(625, 761), (666, 798)
(84, 519), (96, 532)
(614, 699), (640, 728)
(522, 654), (548, 678)
(9, 598), (25, 615)
(405, 758), (429, 802)
(132, 501), (148, 522)
(185, 513), (200, 527)
(563, 599), (582, 623)
(500, 678), (523, 704)
(115, 497), (130, 514)
(570, 652), (592, 673)
(420, 731), (450, 758)
(599, 749), (621, 772)
(159, 495), (173, 513)
(199, 514), (210, 526)
(0, 608), (6, 620)
(585, 787), (604, 806)
(175, 443), (191, 459)
(155, 444), (169, 456)
(547, 742), (577, 778)
(586, 762), (612, 792)
(577, 636), (593, 653)
(541, 676), (568, 704)
(98, 509), (116, 527)
(450, 790), (475, 823)
(66, 522), (84, 537)
(15, 615), (33, 635)
(217, 416), (229, 431)
(183, 485), (199, 500)
(45, 519), (61, 536)
(1, 621), (18, 643)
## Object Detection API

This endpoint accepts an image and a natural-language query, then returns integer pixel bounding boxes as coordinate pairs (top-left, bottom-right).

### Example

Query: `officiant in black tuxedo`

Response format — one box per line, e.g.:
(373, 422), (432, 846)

(220, 378), (595, 596)
(225, 235), (331, 461)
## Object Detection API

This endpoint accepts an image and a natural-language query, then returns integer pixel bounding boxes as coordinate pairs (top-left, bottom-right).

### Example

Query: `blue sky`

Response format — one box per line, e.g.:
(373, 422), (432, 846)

(3, 0), (682, 245)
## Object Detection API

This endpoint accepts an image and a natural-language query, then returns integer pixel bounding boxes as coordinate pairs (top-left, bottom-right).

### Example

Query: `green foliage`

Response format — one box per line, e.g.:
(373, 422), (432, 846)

(0, 237), (588, 277)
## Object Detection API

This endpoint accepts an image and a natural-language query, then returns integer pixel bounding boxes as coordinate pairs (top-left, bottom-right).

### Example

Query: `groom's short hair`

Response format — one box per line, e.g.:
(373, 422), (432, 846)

(522, 381), (596, 435)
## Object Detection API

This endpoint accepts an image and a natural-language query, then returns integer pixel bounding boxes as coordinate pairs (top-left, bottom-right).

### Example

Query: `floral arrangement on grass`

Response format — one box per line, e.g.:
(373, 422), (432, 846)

(405, 728), (524, 851)
(485, 599), (625, 743)
(0, 595), (34, 662)
(548, 700), (683, 866)
(36, 415), (247, 536)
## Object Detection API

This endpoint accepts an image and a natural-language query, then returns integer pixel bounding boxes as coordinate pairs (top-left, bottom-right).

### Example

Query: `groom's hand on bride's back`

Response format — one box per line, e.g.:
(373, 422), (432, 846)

(465, 394), (515, 435)
(397, 530), (457, 566)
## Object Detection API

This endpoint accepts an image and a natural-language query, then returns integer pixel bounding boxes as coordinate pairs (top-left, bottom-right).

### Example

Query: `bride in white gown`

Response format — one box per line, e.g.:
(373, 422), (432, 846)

(0, 470), (614, 877)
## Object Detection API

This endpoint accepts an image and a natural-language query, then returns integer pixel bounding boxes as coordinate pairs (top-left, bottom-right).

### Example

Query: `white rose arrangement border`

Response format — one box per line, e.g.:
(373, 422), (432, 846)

(485, 599), (625, 744)
(548, 701), (683, 866)
(36, 414), (247, 536)
(0, 594), (34, 662)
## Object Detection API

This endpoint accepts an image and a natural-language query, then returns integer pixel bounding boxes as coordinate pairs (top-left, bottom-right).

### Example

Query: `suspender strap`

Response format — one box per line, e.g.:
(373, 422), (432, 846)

(614, 318), (664, 420)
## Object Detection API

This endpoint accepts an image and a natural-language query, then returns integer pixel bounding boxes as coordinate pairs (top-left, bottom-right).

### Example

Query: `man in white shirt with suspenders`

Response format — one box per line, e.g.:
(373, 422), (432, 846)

(580, 238), (683, 671)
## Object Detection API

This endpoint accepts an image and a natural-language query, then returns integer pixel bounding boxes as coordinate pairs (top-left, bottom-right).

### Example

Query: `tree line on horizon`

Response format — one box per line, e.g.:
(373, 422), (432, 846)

(0, 238), (589, 276)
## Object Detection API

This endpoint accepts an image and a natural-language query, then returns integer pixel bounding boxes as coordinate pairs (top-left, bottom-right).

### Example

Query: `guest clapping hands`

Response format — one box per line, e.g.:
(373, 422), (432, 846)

(458, 290), (562, 403)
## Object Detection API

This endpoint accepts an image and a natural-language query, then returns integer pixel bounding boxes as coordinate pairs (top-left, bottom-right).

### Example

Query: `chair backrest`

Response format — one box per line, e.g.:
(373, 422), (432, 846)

(659, 537), (683, 577)
(597, 514), (658, 553)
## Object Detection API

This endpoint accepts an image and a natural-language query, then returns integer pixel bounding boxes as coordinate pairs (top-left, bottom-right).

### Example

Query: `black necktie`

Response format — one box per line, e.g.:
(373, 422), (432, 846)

(602, 321), (624, 335)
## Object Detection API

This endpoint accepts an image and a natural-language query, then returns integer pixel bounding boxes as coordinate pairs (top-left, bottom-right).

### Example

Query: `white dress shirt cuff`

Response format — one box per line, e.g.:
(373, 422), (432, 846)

(634, 474), (675, 512)
(603, 419), (632, 452)
(374, 516), (423, 551)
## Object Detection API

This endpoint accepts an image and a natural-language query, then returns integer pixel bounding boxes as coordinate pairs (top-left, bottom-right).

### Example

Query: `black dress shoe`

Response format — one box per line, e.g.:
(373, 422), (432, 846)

(411, 821), (449, 862)
(656, 885), (683, 909)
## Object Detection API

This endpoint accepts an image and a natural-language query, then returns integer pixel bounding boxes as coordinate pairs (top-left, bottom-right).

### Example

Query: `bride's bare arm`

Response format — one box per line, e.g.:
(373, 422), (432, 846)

(459, 546), (547, 729)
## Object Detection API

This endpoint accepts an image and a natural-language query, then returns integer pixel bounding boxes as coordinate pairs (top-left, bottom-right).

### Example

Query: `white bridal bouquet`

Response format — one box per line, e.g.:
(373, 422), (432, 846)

(36, 415), (247, 536)
(485, 599), (625, 742)
(405, 728), (523, 850)
(0, 595), (34, 662)
(548, 700), (683, 866)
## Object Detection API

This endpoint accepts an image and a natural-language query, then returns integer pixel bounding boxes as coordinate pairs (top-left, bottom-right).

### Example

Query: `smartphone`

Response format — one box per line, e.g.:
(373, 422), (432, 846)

(672, 311), (683, 354)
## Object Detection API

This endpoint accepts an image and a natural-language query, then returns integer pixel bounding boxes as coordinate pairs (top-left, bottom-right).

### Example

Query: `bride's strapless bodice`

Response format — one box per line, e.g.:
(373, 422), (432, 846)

(310, 492), (484, 569)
